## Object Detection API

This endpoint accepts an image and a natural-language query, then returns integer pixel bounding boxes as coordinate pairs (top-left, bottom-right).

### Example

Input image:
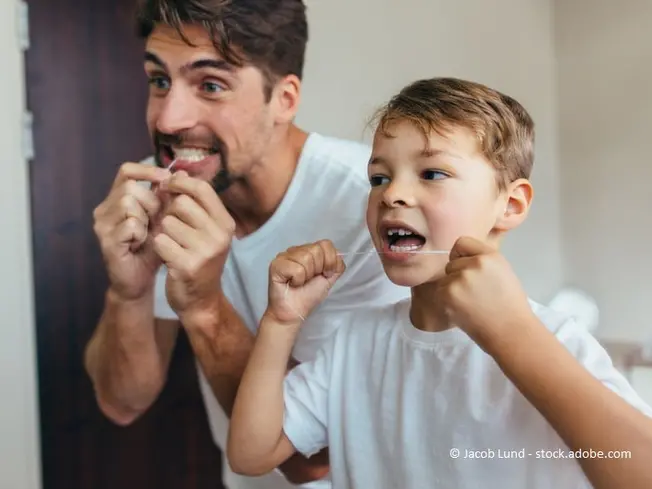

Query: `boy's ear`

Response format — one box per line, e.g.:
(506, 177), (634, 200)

(494, 178), (534, 232)
(272, 74), (301, 125)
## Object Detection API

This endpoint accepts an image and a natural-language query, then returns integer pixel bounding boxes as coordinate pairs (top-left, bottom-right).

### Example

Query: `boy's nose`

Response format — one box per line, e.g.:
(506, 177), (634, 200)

(382, 181), (416, 207)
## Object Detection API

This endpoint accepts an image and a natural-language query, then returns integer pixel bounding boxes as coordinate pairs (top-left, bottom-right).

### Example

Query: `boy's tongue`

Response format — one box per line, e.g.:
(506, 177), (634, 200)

(392, 236), (424, 247)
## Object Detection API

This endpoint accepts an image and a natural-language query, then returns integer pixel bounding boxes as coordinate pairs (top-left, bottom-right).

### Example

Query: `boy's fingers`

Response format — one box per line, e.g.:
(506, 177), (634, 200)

(449, 236), (493, 260)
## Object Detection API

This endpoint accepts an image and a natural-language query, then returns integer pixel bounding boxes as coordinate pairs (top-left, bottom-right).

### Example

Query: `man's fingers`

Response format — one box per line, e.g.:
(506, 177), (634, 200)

(111, 162), (170, 191)
(152, 232), (187, 269)
(112, 217), (148, 252)
(166, 193), (213, 231)
(162, 172), (234, 230)
(159, 215), (201, 249)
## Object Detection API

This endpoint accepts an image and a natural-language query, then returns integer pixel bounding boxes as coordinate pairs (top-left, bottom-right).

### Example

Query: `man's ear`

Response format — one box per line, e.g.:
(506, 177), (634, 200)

(271, 74), (301, 125)
(494, 178), (534, 232)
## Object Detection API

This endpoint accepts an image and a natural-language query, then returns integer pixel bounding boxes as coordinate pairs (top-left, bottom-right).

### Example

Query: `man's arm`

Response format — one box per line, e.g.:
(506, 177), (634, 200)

(181, 290), (330, 485)
(84, 288), (179, 426)
(489, 316), (652, 489)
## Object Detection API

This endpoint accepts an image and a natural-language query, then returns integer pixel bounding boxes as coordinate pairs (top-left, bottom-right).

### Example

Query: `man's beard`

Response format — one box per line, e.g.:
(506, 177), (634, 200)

(152, 129), (233, 193)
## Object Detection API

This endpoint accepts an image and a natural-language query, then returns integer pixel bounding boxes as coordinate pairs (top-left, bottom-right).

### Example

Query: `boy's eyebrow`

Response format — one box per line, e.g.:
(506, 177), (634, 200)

(144, 51), (234, 74)
(419, 147), (457, 159)
(368, 156), (386, 166)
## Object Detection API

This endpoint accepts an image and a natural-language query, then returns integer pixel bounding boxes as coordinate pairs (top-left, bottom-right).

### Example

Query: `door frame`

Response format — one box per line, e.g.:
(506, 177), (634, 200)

(0, 1), (42, 489)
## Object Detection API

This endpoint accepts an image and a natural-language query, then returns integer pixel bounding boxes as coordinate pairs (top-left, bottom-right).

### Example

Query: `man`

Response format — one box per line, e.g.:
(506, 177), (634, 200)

(85, 1), (409, 488)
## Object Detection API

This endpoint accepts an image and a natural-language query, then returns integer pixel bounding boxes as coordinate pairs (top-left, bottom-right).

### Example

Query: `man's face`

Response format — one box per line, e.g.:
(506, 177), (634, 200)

(366, 121), (507, 287)
(144, 24), (276, 192)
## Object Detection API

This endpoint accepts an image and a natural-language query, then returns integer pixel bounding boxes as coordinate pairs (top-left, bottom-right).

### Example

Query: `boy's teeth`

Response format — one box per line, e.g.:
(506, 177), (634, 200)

(389, 244), (422, 252)
(173, 148), (211, 162)
(387, 228), (414, 236)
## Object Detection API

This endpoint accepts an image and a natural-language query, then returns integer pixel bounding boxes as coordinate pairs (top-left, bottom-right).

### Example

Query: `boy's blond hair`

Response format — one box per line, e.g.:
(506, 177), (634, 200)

(372, 77), (535, 189)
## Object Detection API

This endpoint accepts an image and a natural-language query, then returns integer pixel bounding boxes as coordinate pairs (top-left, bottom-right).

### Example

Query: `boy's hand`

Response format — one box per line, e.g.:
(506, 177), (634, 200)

(434, 236), (535, 351)
(266, 240), (346, 327)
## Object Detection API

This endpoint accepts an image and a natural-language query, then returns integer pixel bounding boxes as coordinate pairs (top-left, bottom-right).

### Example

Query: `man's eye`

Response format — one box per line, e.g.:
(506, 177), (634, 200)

(202, 81), (223, 94)
(148, 76), (170, 91)
(369, 175), (390, 187)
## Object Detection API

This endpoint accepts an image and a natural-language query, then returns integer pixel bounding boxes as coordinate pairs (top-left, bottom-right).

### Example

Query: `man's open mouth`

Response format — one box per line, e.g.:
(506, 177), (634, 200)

(384, 227), (427, 252)
(165, 146), (220, 164)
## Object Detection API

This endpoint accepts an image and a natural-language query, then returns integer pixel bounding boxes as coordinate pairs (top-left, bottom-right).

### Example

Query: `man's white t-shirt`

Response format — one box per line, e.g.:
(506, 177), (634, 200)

(283, 298), (652, 489)
(153, 133), (411, 489)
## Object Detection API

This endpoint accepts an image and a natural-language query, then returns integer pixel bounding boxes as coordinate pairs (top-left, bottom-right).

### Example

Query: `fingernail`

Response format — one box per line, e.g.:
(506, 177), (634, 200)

(324, 271), (334, 278)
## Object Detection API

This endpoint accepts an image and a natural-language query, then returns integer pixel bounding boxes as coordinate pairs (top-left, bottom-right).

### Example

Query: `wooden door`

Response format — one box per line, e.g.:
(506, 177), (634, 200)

(24, 0), (223, 487)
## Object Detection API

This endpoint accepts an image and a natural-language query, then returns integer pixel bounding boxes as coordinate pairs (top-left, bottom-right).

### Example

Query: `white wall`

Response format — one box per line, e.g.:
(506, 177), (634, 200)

(298, 0), (563, 302)
(554, 0), (652, 343)
(0, 2), (42, 489)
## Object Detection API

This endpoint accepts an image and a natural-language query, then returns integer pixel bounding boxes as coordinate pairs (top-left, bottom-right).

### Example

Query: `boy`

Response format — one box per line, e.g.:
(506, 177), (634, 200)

(226, 78), (652, 488)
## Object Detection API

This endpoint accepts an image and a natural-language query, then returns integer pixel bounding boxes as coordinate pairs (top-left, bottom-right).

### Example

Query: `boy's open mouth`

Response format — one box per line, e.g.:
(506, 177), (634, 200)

(384, 227), (427, 252)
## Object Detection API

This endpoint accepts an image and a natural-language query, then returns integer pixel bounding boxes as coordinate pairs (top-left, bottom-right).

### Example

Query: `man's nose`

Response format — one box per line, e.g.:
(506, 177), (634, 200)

(155, 86), (199, 134)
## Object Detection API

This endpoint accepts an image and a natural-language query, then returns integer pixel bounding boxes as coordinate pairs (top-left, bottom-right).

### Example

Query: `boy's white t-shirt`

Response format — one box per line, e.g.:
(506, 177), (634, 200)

(153, 133), (411, 489)
(283, 298), (652, 489)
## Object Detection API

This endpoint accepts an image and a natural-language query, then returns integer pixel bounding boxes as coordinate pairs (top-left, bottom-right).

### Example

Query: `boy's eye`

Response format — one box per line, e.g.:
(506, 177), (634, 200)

(369, 175), (390, 187)
(422, 169), (448, 180)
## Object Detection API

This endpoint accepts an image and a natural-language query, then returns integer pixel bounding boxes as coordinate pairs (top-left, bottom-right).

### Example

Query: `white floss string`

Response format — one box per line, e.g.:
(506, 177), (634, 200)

(283, 249), (449, 321)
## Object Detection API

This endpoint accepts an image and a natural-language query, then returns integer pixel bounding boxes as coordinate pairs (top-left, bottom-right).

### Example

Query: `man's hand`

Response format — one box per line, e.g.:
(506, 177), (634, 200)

(152, 171), (236, 323)
(93, 162), (170, 301)
(434, 236), (535, 351)
(266, 240), (346, 327)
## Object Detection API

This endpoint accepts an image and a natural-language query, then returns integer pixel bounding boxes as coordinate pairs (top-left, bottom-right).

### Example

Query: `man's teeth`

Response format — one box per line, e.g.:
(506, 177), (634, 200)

(173, 148), (211, 162)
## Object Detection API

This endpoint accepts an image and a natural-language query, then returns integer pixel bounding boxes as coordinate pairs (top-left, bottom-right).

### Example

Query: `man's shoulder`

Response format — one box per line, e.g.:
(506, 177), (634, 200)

(306, 132), (371, 160)
(302, 132), (371, 181)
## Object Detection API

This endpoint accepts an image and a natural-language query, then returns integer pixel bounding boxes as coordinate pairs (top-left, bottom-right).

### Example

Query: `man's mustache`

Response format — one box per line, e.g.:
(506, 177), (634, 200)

(151, 130), (233, 193)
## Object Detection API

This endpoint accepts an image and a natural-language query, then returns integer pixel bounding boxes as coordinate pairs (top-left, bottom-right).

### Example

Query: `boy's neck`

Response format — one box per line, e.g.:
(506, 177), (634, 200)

(409, 282), (453, 333)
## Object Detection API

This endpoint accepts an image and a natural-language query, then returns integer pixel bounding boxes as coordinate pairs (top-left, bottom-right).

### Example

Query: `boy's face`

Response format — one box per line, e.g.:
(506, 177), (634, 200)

(366, 120), (529, 287)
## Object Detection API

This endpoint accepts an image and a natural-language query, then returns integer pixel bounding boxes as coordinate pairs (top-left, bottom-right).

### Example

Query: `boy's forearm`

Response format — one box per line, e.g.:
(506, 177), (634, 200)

(488, 317), (652, 489)
(228, 315), (299, 475)
(85, 288), (171, 424)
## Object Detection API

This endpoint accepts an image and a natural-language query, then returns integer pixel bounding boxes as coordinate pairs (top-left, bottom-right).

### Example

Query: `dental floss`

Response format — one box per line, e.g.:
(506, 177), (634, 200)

(284, 249), (449, 321)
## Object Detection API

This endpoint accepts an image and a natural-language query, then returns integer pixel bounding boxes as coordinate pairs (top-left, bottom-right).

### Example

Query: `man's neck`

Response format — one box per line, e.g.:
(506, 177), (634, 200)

(224, 125), (309, 238)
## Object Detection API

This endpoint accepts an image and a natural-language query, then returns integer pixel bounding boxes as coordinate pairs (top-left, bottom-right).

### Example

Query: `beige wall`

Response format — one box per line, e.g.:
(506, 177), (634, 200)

(555, 0), (652, 343)
(298, 0), (563, 302)
(0, 1), (42, 489)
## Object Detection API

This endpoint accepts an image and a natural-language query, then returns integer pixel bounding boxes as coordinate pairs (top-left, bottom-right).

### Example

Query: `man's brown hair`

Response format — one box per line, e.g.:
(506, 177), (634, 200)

(372, 77), (535, 189)
(136, 0), (308, 99)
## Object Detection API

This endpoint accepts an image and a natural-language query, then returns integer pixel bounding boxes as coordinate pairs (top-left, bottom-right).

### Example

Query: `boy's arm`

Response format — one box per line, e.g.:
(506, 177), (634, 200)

(489, 316), (652, 489)
(228, 314), (332, 477)
(227, 315), (298, 475)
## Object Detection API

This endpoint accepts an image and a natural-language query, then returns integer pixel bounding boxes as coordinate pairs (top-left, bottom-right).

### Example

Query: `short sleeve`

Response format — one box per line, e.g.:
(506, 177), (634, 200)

(154, 266), (177, 320)
(556, 319), (652, 417)
(283, 330), (339, 458)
